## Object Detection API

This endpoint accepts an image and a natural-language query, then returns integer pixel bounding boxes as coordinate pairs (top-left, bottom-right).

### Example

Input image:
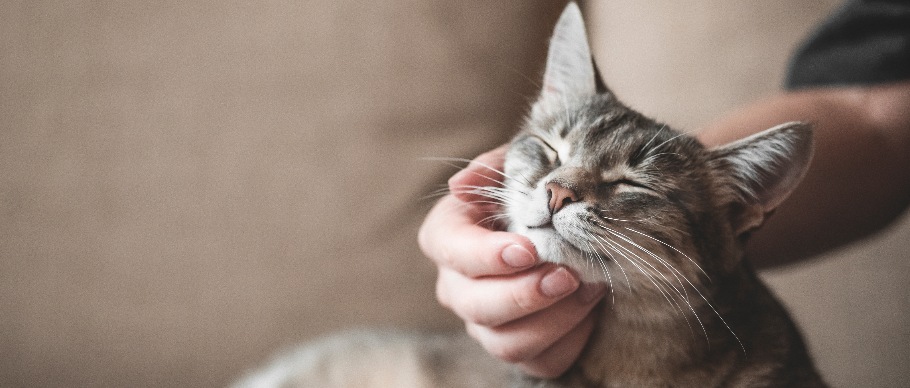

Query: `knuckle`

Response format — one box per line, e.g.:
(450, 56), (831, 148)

(509, 285), (540, 314)
(459, 301), (490, 326)
(417, 198), (455, 264)
(434, 279), (452, 309)
(417, 222), (431, 256)
(437, 280), (489, 325)
(417, 219), (442, 262)
(466, 324), (531, 364)
(486, 341), (529, 364)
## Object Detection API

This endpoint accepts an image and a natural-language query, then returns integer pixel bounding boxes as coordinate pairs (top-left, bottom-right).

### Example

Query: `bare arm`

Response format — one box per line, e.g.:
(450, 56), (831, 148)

(698, 81), (910, 267)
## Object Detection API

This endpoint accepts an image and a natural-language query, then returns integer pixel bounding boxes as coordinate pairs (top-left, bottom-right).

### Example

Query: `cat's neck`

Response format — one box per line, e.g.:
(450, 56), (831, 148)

(571, 265), (760, 386)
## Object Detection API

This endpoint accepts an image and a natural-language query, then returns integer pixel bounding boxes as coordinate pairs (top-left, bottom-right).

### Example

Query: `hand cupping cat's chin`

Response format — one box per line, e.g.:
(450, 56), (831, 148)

(510, 224), (606, 284)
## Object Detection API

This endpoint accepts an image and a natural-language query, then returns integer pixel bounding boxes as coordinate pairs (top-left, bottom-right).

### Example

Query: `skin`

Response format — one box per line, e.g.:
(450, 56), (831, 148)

(417, 81), (910, 378)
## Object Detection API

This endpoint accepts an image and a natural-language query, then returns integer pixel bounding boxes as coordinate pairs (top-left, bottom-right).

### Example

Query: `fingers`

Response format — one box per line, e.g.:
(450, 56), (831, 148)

(419, 144), (604, 378)
(465, 283), (606, 366)
(437, 265), (581, 327)
(418, 195), (538, 278)
(448, 145), (509, 203)
(517, 314), (598, 378)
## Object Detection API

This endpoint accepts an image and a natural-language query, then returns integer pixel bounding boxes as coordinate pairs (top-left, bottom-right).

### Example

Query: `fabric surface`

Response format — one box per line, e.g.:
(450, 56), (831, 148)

(787, 0), (910, 88)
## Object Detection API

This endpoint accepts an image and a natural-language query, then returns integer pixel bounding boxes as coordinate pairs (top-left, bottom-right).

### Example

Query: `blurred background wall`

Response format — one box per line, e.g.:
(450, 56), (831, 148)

(1, 1), (906, 387)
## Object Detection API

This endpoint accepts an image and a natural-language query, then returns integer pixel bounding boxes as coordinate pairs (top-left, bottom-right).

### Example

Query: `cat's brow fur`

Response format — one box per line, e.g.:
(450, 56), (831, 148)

(235, 3), (825, 387)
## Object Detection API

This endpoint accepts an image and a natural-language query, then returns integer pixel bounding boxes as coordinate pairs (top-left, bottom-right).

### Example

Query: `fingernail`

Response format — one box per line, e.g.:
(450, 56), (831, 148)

(540, 267), (579, 298)
(502, 244), (535, 268)
(578, 283), (607, 304)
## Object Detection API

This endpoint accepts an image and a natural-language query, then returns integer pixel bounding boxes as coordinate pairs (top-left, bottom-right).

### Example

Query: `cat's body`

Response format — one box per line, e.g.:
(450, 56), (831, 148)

(236, 3), (825, 387)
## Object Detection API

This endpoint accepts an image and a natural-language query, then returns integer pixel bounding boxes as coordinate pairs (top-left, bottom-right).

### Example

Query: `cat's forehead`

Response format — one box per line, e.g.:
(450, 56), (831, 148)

(528, 106), (695, 166)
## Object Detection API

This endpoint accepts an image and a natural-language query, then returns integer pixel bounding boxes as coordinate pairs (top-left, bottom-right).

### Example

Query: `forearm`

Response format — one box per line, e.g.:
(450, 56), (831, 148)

(698, 81), (910, 267)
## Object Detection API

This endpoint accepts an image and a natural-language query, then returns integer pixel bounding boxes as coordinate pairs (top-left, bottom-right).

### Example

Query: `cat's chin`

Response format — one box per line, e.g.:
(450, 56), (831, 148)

(512, 226), (607, 284)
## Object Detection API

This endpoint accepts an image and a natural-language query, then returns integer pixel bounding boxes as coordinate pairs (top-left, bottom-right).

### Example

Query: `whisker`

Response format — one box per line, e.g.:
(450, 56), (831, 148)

(583, 240), (615, 306)
(594, 224), (743, 353)
(594, 209), (659, 223)
(622, 227), (708, 279)
(640, 152), (683, 165)
(476, 213), (511, 228)
(643, 127), (699, 158)
(588, 234), (632, 293)
(637, 124), (667, 159)
(593, 235), (685, 319)
(420, 156), (526, 186)
(590, 223), (708, 339)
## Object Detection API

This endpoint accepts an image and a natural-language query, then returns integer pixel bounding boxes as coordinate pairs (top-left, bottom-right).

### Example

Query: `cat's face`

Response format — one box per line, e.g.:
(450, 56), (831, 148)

(503, 98), (718, 289)
(493, 4), (812, 298)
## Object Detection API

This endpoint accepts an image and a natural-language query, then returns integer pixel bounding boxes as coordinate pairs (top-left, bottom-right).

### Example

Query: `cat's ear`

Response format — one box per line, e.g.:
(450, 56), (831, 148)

(539, 2), (603, 104)
(708, 122), (813, 236)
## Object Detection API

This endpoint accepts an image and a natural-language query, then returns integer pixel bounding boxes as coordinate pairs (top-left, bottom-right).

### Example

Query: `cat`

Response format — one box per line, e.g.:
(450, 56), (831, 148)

(234, 3), (826, 387)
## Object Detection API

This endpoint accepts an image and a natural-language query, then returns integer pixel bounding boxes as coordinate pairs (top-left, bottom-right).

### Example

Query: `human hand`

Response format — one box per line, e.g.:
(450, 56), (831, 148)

(418, 145), (607, 378)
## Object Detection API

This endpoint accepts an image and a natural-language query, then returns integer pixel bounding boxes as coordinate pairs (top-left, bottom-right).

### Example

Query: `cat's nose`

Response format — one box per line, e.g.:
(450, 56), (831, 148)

(546, 182), (578, 214)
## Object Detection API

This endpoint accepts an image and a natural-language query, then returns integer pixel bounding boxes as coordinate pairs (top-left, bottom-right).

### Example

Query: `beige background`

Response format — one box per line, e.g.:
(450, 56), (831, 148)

(1, 1), (907, 387)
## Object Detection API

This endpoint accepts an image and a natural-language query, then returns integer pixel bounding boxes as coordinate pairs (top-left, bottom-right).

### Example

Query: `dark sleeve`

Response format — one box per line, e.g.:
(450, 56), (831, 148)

(786, 0), (910, 90)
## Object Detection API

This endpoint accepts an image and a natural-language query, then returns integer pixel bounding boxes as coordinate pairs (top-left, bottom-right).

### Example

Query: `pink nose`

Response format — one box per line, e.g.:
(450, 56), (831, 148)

(546, 182), (578, 214)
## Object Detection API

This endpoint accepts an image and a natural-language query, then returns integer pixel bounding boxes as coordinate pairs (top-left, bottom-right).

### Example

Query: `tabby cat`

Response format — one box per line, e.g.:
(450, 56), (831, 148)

(235, 3), (825, 387)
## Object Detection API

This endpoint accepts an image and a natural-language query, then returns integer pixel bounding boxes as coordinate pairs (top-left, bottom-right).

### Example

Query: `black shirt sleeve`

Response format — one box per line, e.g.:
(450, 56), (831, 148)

(786, 0), (910, 90)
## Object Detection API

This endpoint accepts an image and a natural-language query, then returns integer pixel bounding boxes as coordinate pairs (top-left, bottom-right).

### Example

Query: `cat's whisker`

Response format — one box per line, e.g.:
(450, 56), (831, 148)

(598, 227), (702, 318)
(644, 132), (685, 158)
(643, 127), (699, 158)
(600, 227), (691, 289)
(459, 185), (527, 205)
(593, 210), (659, 224)
(611, 239), (686, 308)
(583, 241), (615, 306)
(582, 238), (610, 283)
(593, 234), (686, 319)
(591, 225), (708, 338)
(596, 225), (743, 353)
(419, 190), (452, 201)
(636, 124), (667, 160)
(640, 152), (683, 165)
(623, 227), (708, 279)
(421, 156), (527, 186)
(420, 158), (505, 187)
(470, 185), (527, 195)
(588, 233), (632, 293)
(592, 221), (700, 293)
(681, 279), (747, 356)
(419, 184), (458, 201)
(464, 200), (506, 208)
(602, 228), (708, 343)
(476, 213), (511, 228)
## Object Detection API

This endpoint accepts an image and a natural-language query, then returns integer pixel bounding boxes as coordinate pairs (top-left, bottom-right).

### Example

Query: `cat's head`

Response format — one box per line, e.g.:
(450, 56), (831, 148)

(499, 3), (813, 295)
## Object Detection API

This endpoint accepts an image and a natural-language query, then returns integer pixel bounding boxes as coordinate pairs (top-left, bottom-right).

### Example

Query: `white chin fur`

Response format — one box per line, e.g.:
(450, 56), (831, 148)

(511, 226), (606, 284)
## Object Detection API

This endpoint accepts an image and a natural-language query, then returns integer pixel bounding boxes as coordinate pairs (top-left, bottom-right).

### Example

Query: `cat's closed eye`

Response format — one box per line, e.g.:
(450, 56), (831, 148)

(597, 178), (657, 199)
(601, 179), (652, 192)
(530, 136), (562, 167)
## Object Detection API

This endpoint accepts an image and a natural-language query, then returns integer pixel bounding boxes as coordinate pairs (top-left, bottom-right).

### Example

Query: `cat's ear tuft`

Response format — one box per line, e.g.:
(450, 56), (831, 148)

(540, 2), (599, 102)
(709, 122), (813, 235)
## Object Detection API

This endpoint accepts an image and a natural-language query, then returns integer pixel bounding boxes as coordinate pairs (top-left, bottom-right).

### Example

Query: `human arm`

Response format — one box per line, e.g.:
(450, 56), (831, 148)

(698, 81), (910, 267)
